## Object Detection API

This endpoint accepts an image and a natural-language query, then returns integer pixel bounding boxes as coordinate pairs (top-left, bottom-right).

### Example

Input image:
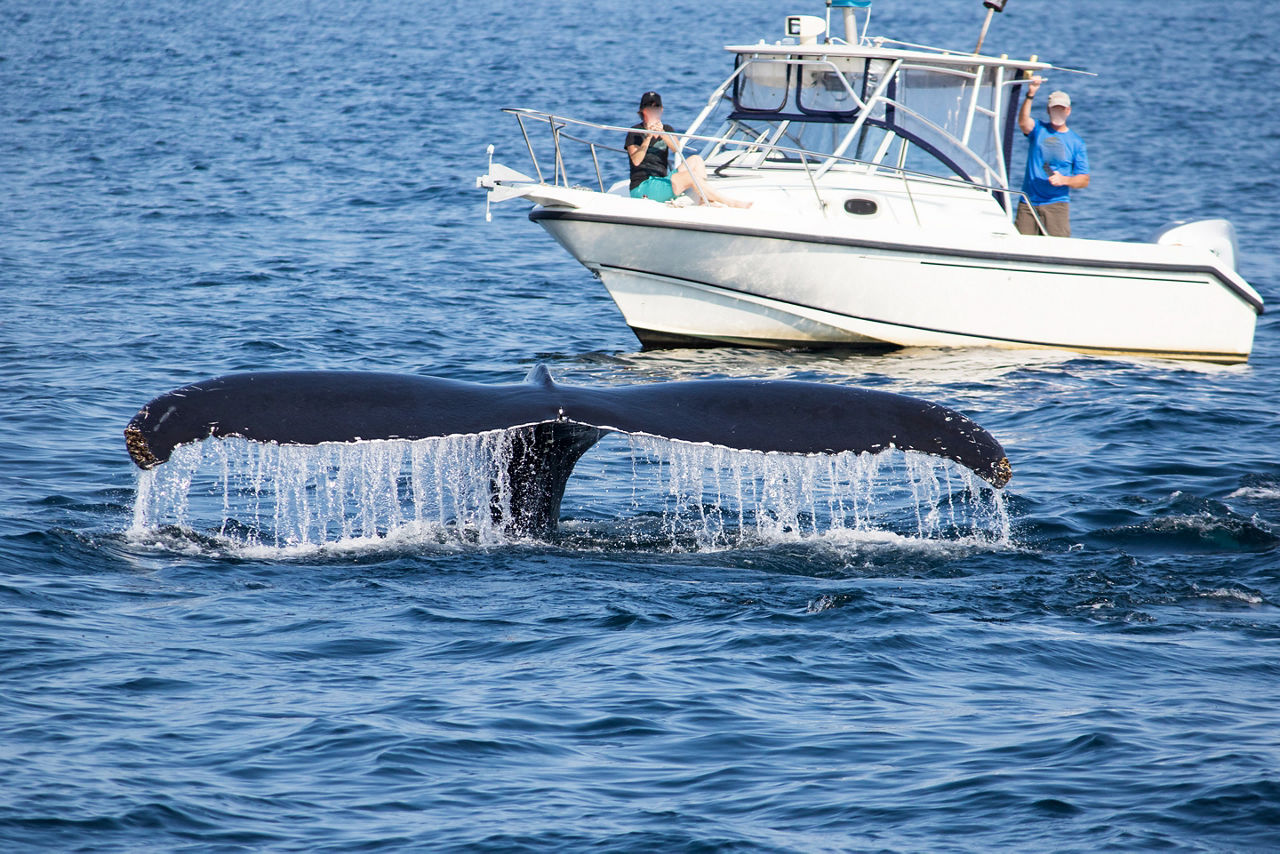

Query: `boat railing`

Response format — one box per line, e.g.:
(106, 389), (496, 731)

(501, 107), (1050, 232)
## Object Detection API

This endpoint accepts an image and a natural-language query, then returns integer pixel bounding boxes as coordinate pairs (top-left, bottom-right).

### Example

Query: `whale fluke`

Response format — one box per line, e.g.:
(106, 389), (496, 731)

(125, 366), (1010, 534)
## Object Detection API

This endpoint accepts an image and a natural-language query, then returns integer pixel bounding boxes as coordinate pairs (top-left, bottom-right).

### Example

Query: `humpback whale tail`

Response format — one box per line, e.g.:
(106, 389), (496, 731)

(125, 365), (1011, 536)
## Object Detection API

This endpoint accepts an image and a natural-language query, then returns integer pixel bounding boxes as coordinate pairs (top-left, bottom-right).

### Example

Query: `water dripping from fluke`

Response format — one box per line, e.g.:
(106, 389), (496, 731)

(127, 432), (1010, 556)
(123, 367), (1012, 554)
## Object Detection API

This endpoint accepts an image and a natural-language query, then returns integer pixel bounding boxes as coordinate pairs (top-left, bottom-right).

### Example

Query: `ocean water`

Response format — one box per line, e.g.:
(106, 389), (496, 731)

(4, 0), (1280, 850)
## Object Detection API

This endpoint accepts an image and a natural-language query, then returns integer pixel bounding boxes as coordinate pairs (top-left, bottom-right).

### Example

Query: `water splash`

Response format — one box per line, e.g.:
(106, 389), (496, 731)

(129, 432), (1009, 554)
(622, 435), (1008, 550)
(131, 433), (521, 549)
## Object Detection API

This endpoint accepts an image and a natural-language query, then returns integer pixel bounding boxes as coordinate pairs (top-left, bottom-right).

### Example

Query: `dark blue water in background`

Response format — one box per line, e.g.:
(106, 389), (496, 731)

(4, 0), (1280, 850)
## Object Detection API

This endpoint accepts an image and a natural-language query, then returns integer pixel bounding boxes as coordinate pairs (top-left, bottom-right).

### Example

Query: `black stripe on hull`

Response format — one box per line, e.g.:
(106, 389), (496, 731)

(631, 325), (899, 353)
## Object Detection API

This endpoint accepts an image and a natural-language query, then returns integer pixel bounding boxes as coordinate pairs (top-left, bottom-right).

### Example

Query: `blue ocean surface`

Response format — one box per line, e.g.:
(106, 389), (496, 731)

(4, 0), (1280, 850)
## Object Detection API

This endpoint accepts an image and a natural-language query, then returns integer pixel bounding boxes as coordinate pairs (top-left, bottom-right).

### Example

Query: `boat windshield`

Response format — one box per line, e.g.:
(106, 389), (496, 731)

(697, 51), (1023, 188)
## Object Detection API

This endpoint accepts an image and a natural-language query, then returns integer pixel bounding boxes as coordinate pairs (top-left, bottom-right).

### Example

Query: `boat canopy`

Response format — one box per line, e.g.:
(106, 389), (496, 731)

(688, 42), (1048, 190)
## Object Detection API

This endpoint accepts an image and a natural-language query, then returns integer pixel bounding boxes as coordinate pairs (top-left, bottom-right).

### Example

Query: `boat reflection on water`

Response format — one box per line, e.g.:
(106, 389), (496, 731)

(566, 342), (1086, 388)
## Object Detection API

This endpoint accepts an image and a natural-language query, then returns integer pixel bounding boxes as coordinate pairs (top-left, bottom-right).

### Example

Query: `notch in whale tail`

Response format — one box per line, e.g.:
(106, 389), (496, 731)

(125, 365), (1011, 535)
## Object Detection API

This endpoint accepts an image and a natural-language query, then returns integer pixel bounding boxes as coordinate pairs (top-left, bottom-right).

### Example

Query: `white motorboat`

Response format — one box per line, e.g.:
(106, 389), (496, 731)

(478, 1), (1262, 363)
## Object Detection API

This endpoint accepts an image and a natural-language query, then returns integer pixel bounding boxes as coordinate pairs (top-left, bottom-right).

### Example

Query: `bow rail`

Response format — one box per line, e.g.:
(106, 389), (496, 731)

(497, 107), (1046, 230)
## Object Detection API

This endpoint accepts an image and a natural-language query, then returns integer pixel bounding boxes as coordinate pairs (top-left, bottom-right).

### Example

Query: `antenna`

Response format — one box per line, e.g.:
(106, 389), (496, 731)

(974, 0), (1010, 55)
(827, 0), (872, 45)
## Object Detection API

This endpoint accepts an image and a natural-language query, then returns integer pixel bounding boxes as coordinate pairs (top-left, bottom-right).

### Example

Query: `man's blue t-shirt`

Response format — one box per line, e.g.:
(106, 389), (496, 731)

(1021, 120), (1089, 206)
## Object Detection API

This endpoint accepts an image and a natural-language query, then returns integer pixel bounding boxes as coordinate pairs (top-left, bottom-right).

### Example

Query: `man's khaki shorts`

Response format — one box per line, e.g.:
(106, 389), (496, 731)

(1015, 201), (1071, 237)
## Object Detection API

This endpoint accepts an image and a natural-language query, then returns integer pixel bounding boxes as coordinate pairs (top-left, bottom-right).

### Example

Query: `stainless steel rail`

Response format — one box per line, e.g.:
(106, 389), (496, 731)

(500, 107), (1047, 232)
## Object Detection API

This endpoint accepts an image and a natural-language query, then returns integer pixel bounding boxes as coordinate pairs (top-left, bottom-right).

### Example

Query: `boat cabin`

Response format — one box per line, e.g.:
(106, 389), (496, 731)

(686, 14), (1048, 194)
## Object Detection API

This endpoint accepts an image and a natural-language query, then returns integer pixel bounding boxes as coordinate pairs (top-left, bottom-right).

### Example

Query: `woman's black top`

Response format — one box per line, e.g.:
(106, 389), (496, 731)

(626, 123), (674, 189)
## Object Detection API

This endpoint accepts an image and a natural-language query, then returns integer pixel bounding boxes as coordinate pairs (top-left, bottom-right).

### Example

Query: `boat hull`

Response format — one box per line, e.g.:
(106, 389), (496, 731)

(532, 209), (1260, 363)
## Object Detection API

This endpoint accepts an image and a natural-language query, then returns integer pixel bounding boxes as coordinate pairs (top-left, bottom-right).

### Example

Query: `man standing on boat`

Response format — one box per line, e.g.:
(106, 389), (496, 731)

(1015, 77), (1089, 237)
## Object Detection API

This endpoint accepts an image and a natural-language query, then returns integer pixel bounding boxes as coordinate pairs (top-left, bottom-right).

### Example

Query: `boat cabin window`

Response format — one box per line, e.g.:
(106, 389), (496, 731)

(733, 55), (890, 120)
(706, 117), (894, 167)
(714, 53), (1014, 188)
(777, 121), (891, 162)
(735, 59), (791, 113)
(892, 65), (1000, 184)
(796, 58), (891, 118)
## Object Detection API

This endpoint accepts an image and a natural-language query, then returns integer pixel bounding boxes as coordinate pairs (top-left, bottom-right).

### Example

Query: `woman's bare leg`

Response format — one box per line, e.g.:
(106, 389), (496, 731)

(670, 156), (751, 208)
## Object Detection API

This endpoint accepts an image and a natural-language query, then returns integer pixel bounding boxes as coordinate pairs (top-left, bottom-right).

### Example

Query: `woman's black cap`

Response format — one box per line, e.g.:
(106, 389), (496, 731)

(639, 91), (663, 109)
